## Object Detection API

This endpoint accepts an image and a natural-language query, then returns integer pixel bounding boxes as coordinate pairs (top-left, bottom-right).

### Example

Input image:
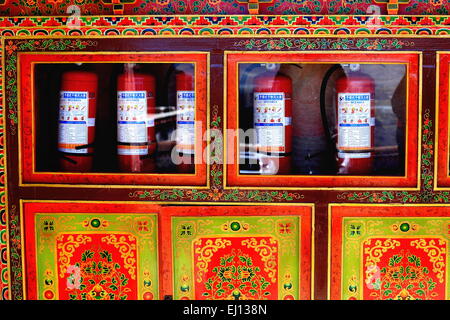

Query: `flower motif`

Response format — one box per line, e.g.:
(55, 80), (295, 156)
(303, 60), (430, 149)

(430, 0), (443, 6)
(209, 188), (223, 201)
(279, 223), (292, 234)
(137, 220), (149, 232)
(179, 224), (193, 237)
(43, 220), (54, 232)
(349, 224), (362, 237)
(238, 266), (255, 282)
(5, 41), (17, 55)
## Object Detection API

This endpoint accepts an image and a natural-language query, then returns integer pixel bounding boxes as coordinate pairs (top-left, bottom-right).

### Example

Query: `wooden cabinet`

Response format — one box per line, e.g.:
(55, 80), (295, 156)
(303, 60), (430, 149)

(1, 7), (450, 300)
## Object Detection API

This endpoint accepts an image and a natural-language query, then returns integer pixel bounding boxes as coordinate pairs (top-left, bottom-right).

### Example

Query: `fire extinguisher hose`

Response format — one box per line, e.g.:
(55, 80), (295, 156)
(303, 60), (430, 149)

(319, 64), (342, 155)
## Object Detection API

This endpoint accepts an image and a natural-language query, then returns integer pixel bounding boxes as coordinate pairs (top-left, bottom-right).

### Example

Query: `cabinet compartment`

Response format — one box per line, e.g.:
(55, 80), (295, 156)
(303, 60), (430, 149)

(226, 52), (421, 188)
(19, 52), (208, 186)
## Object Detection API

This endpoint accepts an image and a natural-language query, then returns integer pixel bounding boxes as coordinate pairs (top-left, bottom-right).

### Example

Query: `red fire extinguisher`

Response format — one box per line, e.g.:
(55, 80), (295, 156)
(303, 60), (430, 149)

(58, 71), (98, 172)
(253, 73), (293, 175)
(335, 70), (375, 175)
(117, 69), (157, 173)
(175, 70), (195, 173)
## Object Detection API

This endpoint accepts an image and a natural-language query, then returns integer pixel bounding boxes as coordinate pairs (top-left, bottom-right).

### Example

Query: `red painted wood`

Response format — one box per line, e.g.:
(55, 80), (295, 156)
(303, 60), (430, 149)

(437, 53), (450, 187)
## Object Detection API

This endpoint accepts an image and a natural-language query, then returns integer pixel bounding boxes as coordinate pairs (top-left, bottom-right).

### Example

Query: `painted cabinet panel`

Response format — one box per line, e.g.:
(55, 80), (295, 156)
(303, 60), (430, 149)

(23, 202), (160, 300)
(161, 205), (313, 300)
(329, 205), (450, 300)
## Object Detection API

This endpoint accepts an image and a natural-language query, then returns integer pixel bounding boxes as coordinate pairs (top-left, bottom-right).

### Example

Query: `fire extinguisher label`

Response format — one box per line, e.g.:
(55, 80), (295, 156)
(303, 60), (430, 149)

(176, 91), (195, 154)
(337, 92), (371, 151)
(254, 92), (286, 153)
(117, 91), (148, 155)
(58, 91), (89, 154)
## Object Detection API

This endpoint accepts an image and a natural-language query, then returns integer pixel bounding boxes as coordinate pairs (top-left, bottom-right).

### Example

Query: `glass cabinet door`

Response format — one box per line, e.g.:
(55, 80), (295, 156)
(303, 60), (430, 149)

(226, 52), (420, 188)
(19, 52), (209, 186)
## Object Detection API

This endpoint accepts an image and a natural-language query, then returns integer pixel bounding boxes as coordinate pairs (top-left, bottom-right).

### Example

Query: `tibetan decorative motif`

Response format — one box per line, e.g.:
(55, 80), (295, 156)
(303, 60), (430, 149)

(194, 237), (278, 299)
(0, 15), (449, 36)
(363, 238), (446, 299)
(236, 0), (274, 14)
(55, 233), (138, 300)
(232, 38), (414, 51)
(163, 205), (312, 300)
(23, 202), (159, 300)
(0, 0), (450, 15)
(330, 205), (450, 300)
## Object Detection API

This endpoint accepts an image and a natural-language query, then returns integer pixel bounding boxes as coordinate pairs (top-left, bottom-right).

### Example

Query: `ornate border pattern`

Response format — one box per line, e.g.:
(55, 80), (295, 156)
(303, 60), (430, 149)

(24, 209), (159, 300)
(1, 1), (450, 16)
(0, 15), (450, 37)
(21, 202), (161, 301)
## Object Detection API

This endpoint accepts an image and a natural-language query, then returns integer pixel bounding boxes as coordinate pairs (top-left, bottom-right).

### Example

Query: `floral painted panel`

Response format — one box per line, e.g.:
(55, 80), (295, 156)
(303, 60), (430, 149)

(23, 203), (159, 300)
(193, 236), (279, 300)
(169, 209), (312, 300)
(54, 233), (140, 300)
(330, 205), (450, 300)
(362, 237), (446, 300)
